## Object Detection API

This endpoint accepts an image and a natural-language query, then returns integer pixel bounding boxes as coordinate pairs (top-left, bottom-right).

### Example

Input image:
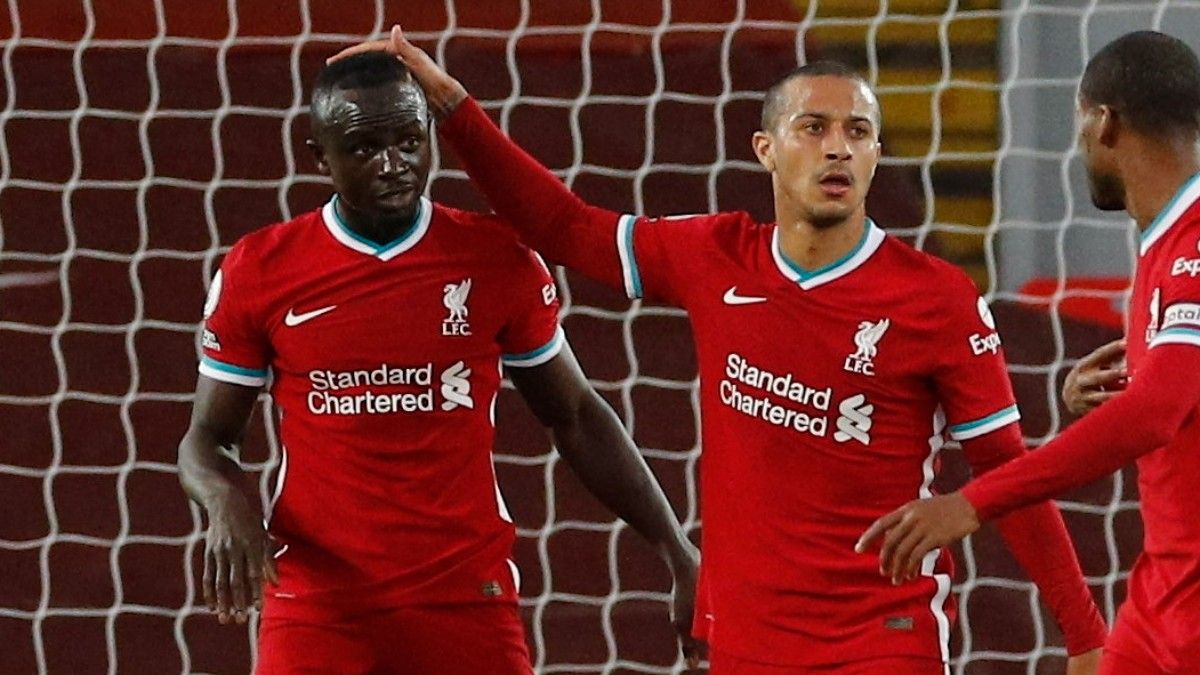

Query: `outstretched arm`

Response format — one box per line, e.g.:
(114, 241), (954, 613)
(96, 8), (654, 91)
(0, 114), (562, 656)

(330, 26), (633, 294)
(859, 343), (1200, 581)
(959, 425), (1108, 661)
(178, 376), (279, 624)
(509, 345), (703, 667)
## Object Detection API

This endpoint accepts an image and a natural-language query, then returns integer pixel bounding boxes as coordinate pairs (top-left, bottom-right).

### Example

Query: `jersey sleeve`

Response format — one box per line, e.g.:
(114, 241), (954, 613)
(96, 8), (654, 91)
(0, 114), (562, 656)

(498, 247), (566, 369)
(932, 271), (1020, 442)
(618, 212), (734, 307)
(197, 242), (271, 387)
(1149, 256), (1200, 350)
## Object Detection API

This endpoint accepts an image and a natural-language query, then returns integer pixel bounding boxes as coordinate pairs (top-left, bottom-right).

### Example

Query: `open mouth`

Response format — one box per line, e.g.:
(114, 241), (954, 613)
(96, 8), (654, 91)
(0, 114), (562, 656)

(819, 172), (853, 195)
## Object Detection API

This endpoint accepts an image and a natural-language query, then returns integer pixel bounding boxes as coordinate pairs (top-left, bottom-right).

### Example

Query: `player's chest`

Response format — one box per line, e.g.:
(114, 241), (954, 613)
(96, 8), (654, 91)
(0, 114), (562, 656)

(694, 281), (935, 386)
(264, 261), (508, 365)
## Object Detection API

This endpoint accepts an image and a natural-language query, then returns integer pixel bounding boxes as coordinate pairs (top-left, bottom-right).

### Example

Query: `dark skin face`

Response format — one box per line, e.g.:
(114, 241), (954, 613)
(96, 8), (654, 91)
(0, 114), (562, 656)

(1076, 93), (1127, 211)
(307, 79), (432, 245)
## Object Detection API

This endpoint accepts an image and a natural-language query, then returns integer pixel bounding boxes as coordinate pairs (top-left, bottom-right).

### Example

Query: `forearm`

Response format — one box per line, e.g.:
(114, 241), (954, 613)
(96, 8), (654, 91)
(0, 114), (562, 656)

(178, 428), (248, 509)
(438, 97), (628, 290)
(552, 393), (691, 561)
(993, 503), (1107, 653)
(964, 345), (1200, 520)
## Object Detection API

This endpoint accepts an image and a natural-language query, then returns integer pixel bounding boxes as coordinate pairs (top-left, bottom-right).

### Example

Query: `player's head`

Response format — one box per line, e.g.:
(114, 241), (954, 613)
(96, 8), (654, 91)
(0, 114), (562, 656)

(1077, 31), (1200, 211)
(307, 51), (431, 223)
(753, 62), (882, 229)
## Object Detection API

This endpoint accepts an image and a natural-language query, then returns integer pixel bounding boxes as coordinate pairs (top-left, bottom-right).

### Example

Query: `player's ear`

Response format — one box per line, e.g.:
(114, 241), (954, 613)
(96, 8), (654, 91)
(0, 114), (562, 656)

(752, 130), (776, 172)
(1096, 104), (1119, 147)
(306, 138), (331, 176)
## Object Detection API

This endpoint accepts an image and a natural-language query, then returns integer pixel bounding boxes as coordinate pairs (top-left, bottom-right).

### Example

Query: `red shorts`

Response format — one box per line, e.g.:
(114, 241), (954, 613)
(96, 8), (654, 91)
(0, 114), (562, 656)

(256, 602), (532, 675)
(709, 649), (947, 675)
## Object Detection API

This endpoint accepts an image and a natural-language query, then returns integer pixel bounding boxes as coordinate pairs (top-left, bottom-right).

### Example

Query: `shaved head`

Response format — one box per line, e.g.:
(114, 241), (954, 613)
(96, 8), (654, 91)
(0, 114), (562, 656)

(762, 61), (879, 133)
(310, 51), (427, 137)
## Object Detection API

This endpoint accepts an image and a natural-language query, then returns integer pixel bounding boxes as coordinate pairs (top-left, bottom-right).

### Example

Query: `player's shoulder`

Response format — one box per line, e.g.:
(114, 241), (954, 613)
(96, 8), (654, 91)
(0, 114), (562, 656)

(431, 202), (545, 266)
(223, 208), (325, 270)
(643, 210), (764, 255)
(876, 233), (984, 318)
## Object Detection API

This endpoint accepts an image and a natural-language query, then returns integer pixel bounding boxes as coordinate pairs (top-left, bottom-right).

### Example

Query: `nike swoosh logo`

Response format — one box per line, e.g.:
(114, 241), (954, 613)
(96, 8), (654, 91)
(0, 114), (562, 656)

(284, 305), (337, 326)
(723, 287), (767, 305)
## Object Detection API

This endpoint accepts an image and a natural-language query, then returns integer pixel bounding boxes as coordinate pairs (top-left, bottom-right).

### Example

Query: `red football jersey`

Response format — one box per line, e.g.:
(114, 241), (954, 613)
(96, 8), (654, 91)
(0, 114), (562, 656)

(1118, 177), (1200, 661)
(199, 196), (563, 618)
(617, 212), (1018, 665)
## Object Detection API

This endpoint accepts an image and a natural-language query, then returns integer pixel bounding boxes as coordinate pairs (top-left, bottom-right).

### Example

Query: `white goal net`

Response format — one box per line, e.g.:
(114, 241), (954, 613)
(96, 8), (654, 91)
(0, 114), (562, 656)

(1, 0), (1186, 673)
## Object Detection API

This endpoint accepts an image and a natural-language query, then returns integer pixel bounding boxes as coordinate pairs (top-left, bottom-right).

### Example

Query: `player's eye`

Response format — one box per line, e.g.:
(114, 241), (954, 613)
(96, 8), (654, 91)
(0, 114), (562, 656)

(804, 122), (823, 135)
(400, 136), (421, 151)
(849, 126), (869, 139)
(353, 143), (378, 157)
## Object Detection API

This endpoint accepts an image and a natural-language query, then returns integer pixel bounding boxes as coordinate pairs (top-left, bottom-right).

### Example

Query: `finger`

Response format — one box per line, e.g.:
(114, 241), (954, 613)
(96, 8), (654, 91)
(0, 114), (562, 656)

(245, 544), (264, 611)
(904, 536), (936, 582)
(229, 550), (248, 623)
(876, 521), (913, 578)
(1078, 339), (1127, 369)
(202, 546), (217, 611)
(263, 549), (280, 586)
(855, 510), (903, 553)
(1080, 391), (1120, 407)
(685, 637), (708, 670)
(326, 38), (395, 64)
(1077, 367), (1128, 390)
(888, 526), (928, 584)
(214, 546), (231, 623)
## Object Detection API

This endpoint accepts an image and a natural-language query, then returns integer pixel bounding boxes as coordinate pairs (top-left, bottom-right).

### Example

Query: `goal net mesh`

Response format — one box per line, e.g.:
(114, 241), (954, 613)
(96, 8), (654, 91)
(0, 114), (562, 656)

(1, 0), (1170, 673)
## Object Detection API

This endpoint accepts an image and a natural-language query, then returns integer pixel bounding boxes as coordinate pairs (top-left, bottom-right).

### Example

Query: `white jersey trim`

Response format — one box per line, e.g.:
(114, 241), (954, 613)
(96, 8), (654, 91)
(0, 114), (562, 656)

(772, 219), (886, 290)
(199, 356), (268, 387)
(616, 214), (642, 298)
(265, 445), (288, 525)
(1150, 326), (1200, 349)
(321, 195), (433, 261)
(1140, 171), (1200, 256)
(502, 326), (566, 368)
(921, 408), (952, 664)
(947, 404), (1020, 441)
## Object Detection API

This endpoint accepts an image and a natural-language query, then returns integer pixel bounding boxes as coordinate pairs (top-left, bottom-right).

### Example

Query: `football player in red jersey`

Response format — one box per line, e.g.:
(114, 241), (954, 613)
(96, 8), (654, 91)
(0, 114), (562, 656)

(332, 26), (1106, 675)
(861, 31), (1200, 675)
(178, 52), (699, 674)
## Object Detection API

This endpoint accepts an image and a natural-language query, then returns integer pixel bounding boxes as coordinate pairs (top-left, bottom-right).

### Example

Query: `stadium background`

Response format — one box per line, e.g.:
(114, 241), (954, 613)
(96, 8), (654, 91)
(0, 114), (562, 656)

(0, 0), (1157, 673)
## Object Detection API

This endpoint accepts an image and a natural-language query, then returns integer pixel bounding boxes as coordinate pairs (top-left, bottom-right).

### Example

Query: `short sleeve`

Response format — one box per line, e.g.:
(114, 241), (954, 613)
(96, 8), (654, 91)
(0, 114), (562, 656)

(499, 248), (565, 369)
(616, 212), (736, 306)
(932, 272), (1020, 441)
(197, 243), (271, 387)
(1149, 261), (1200, 350)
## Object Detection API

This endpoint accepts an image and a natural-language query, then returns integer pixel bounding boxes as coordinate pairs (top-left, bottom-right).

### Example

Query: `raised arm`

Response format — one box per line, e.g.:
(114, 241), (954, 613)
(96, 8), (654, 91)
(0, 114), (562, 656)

(178, 375), (278, 625)
(508, 346), (703, 667)
(329, 26), (633, 294)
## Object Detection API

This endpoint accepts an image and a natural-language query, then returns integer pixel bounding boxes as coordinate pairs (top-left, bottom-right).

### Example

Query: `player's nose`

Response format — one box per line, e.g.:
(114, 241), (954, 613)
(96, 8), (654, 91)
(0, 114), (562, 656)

(379, 146), (408, 176)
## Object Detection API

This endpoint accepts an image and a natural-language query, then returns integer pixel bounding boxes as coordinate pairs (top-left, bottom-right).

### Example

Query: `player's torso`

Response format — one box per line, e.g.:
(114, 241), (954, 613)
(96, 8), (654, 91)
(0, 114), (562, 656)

(258, 199), (512, 457)
(1128, 205), (1200, 561)
(686, 224), (953, 518)
(1123, 201), (1200, 647)
(681, 221), (964, 663)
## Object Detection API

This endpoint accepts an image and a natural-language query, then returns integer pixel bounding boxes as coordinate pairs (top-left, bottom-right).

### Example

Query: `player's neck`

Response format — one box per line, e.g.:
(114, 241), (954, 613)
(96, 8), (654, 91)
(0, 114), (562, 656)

(776, 212), (868, 272)
(1123, 137), (1200, 231)
(334, 197), (420, 246)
